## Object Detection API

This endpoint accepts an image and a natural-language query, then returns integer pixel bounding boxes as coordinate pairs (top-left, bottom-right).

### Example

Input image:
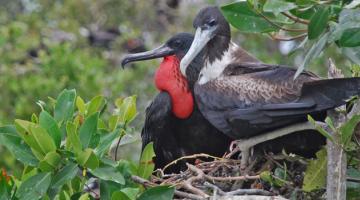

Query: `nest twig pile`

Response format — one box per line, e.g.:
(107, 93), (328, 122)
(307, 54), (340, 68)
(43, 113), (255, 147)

(132, 149), (324, 200)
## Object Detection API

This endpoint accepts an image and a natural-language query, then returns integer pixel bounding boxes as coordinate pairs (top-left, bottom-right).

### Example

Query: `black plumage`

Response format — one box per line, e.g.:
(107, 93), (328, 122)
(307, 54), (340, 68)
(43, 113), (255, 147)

(122, 33), (232, 172)
(180, 6), (360, 155)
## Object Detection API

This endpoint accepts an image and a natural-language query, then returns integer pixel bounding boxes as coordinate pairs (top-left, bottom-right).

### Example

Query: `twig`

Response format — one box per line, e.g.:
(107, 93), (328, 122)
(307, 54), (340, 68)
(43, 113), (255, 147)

(281, 12), (310, 24)
(182, 164), (209, 198)
(131, 175), (156, 187)
(348, 100), (360, 119)
(256, 11), (307, 32)
(219, 196), (287, 200)
(204, 182), (226, 195)
(225, 141), (241, 158)
(162, 153), (222, 172)
(132, 175), (205, 200)
(347, 177), (360, 183)
(114, 130), (126, 161)
(269, 33), (308, 41)
(326, 58), (347, 200)
(205, 174), (260, 182)
(174, 190), (205, 200)
(225, 189), (274, 196)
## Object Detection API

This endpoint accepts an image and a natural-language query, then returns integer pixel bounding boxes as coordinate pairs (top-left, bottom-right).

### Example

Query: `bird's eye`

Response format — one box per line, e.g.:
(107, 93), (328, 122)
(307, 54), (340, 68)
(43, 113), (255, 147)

(173, 40), (182, 47)
(208, 19), (217, 27)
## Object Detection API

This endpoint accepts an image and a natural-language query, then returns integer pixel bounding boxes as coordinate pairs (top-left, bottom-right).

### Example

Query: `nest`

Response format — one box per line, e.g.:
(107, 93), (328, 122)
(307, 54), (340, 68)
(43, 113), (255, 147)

(131, 149), (325, 200)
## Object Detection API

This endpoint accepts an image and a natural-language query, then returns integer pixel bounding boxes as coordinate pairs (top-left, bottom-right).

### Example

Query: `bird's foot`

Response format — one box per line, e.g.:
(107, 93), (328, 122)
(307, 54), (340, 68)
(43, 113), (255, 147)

(233, 122), (316, 169)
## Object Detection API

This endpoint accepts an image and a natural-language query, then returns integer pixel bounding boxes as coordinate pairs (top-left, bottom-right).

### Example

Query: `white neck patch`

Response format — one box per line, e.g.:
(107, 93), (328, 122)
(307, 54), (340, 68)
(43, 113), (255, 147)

(198, 42), (237, 85)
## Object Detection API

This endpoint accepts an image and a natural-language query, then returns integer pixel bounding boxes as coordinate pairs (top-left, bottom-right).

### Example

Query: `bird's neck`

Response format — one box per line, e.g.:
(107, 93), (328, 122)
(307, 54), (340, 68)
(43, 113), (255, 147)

(205, 35), (231, 63)
(198, 40), (235, 85)
(198, 36), (261, 85)
(155, 55), (194, 119)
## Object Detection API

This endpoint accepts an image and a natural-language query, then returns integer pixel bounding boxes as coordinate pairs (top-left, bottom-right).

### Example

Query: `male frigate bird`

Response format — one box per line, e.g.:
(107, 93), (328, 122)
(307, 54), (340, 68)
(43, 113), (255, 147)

(122, 33), (236, 172)
(180, 6), (360, 156)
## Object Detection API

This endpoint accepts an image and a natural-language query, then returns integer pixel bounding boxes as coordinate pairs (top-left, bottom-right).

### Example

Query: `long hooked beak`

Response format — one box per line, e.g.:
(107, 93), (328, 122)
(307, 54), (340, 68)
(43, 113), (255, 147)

(121, 44), (175, 68)
(180, 27), (213, 76)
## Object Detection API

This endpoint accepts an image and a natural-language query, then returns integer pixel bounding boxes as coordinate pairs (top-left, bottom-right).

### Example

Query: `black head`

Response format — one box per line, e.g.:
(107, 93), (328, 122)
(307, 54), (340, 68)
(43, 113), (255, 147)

(121, 33), (203, 86)
(121, 33), (194, 67)
(180, 6), (231, 76)
(165, 33), (194, 59)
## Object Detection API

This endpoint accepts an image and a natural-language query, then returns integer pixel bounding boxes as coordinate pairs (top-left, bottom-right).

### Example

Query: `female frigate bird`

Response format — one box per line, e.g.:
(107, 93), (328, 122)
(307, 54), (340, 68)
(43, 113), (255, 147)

(122, 33), (235, 172)
(180, 7), (360, 155)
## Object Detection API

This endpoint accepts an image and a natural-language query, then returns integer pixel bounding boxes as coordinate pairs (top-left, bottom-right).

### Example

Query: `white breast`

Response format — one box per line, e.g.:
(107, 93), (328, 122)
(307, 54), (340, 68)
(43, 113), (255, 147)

(198, 42), (237, 85)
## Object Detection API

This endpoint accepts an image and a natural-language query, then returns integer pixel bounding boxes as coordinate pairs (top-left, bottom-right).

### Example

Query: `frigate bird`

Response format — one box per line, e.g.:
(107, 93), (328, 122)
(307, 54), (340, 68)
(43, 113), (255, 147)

(122, 33), (233, 172)
(180, 6), (360, 155)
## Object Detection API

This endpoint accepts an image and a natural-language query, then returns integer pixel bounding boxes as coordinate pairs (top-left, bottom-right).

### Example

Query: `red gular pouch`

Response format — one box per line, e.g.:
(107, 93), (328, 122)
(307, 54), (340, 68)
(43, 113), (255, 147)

(154, 55), (194, 119)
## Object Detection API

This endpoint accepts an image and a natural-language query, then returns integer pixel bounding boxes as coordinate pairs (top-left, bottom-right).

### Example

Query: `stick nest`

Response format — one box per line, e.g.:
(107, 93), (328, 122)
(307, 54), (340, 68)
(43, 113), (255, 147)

(132, 150), (326, 200)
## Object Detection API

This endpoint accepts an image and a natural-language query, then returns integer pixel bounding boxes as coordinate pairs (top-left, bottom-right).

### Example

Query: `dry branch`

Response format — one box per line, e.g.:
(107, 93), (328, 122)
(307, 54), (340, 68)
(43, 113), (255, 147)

(281, 12), (310, 24)
(183, 164), (209, 198)
(326, 59), (348, 200)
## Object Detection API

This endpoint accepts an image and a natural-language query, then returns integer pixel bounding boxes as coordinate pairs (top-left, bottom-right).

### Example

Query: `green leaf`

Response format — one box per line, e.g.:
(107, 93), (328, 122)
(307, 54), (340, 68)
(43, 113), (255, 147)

(339, 9), (360, 25)
(39, 111), (62, 148)
(347, 168), (360, 199)
(51, 162), (78, 189)
(295, 32), (329, 78)
(100, 180), (125, 200)
(260, 170), (272, 183)
(260, 170), (287, 187)
(109, 115), (120, 131)
(95, 129), (120, 157)
(137, 186), (175, 200)
(302, 148), (327, 192)
(15, 119), (43, 154)
(71, 176), (82, 192)
(339, 28), (360, 47)
(54, 89), (76, 123)
(87, 95), (106, 116)
(329, 9), (360, 43)
(90, 166), (125, 184)
(263, 0), (297, 14)
(221, 1), (277, 33)
(119, 96), (137, 124)
(0, 182), (10, 200)
(76, 96), (86, 115)
(16, 172), (52, 200)
(339, 115), (360, 146)
(137, 142), (155, 180)
(29, 125), (57, 154)
(0, 125), (38, 166)
(324, 117), (336, 132)
(0, 168), (12, 200)
(79, 112), (99, 149)
(111, 191), (131, 200)
(76, 148), (99, 169)
(31, 113), (39, 123)
(308, 115), (334, 142)
(38, 151), (61, 172)
(117, 160), (138, 179)
(342, 47), (360, 65)
(308, 6), (329, 40)
(120, 188), (139, 200)
(79, 193), (89, 200)
(57, 191), (71, 200)
(98, 118), (107, 130)
(65, 122), (82, 154)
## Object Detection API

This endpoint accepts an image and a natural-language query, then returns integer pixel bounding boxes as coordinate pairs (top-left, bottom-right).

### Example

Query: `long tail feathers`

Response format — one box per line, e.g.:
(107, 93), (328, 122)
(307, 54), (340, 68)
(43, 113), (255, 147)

(301, 77), (360, 110)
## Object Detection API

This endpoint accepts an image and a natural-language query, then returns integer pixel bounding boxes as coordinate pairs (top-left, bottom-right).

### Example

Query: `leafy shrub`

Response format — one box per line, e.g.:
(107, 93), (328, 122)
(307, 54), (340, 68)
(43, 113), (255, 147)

(222, 0), (360, 75)
(0, 89), (175, 200)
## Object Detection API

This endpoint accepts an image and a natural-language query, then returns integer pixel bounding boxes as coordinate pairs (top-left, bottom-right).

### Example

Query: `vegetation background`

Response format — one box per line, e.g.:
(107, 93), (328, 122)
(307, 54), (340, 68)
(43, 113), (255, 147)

(0, 0), (357, 199)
